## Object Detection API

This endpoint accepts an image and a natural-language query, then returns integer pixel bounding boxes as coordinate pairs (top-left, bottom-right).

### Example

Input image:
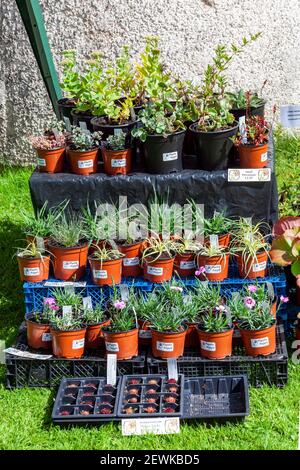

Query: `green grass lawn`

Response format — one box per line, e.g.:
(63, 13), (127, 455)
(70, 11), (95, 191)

(0, 131), (299, 450)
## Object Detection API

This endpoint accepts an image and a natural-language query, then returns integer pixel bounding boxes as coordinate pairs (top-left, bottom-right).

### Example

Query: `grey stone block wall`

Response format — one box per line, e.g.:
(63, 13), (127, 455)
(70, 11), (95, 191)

(0, 0), (299, 165)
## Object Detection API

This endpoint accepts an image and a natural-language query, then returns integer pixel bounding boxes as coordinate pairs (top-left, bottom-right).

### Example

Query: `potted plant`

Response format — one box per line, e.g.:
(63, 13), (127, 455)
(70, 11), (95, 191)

(82, 304), (110, 349)
(227, 86), (266, 122)
(88, 244), (124, 286)
(131, 292), (164, 346)
(116, 218), (144, 278)
(66, 126), (102, 175)
(102, 132), (132, 176)
(197, 307), (233, 359)
(58, 49), (80, 122)
(204, 212), (234, 248)
(82, 202), (116, 254)
(180, 295), (201, 349)
(28, 133), (66, 174)
(173, 236), (201, 277)
(196, 245), (230, 282)
(189, 34), (261, 170)
(270, 216), (300, 305)
(102, 297), (138, 360)
(132, 100), (186, 174)
(26, 297), (59, 350)
(16, 242), (50, 283)
(141, 237), (177, 283)
(48, 215), (88, 281)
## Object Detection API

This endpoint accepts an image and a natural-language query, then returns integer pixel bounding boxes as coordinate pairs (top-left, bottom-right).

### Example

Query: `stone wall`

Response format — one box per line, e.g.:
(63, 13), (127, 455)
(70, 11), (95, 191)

(0, 0), (299, 164)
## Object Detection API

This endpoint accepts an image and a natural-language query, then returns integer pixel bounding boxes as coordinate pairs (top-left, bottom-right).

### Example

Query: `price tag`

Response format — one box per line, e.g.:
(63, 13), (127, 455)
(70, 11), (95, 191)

(107, 354), (117, 386)
(83, 296), (93, 310)
(36, 236), (45, 251)
(63, 116), (71, 131)
(120, 285), (129, 302)
(44, 281), (87, 287)
(228, 168), (271, 182)
(62, 305), (72, 316)
(209, 234), (219, 248)
(167, 358), (178, 381)
(122, 417), (180, 436)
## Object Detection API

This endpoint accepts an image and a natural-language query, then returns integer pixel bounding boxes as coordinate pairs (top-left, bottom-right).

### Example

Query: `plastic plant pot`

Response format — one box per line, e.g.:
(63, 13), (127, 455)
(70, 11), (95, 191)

(26, 319), (52, 350)
(151, 327), (187, 359)
(68, 148), (98, 175)
(197, 328), (234, 359)
(17, 254), (50, 283)
(88, 257), (122, 286)
(230, 102), (266, 122)
(102, 148), (132, 176)
(239, 324), (276, 356)
(91, 118), (137, 145)
(71, 110), (95, 132)
(102, 328), (139, 360)
(117, 241), (143, 277)
(138, 319), (152, 347)
(48, 242), (89, 281)
(184, 322), (199, 349)
(237, 251), (268, 279)
(196, 254), (230, 281)
(204, 233), (231, 248)
(239, 143), (269, 169)
(35, 147), (65, 173)
(57, 98), (77, 123)
(50, 328), (86, 358)
(143, 255), (175, 283)
(174, 252), (196, 277)
(271, 297), (277, 318)
(85, 319), (111, 349)
(142, 130), (186, 174)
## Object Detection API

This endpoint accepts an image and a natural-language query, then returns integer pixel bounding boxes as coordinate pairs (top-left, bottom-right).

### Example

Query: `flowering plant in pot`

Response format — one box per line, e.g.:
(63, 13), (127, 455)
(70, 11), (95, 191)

(131, 292), (164, 345)
(102, 297), (138, 360)
(190, 33), (261, 171)
(88, 244), (124, 286)
(173, 236), (202, 277)
(66, 126), (102, 175)
(48, 215), (89, 281)
(102, 131), (132, 176)
(26, 298), (59, 350)
(29, 133), (66, 174)
(16, 241), (50, 283)
(180, 295), (202, 349)
(82, 304), (110, 349)
(204, 212), (234, 248)
(116, 217), (144, 278)
(141, 237), (177, 283)
(227, 85), (266, 121)
(197, 306), (233, 359)
(196, 245), (230, 282)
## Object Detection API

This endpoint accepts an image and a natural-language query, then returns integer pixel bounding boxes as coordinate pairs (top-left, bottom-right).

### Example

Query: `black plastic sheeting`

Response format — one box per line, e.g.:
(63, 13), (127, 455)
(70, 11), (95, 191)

(29, 136), (278, 224)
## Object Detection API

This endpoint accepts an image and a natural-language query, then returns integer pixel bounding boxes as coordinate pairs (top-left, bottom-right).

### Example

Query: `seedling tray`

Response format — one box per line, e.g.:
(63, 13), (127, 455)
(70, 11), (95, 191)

(117, 374), (184, 418)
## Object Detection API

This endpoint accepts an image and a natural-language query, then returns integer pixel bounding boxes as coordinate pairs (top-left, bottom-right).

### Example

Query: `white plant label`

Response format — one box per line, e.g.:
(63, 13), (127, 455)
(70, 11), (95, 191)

(63, 117), (71, 131)
(179, 260), (196, 270)
(239, 115), (246, 132)
(72, 338), (85, 350)
(163, 151), (178, 162)
(209, 234), (219, 248)
(111, 159), (126, 168)
(106, 342), (119, 352)
(261, 152), (268, 162)
(122, 417), (180, 436)
(228, 168), (271, 182)
(37, 158), (46, 167)
(36, 236), (45, 251)
(251, 337), (269, 348)
(4, 348), (52, 360)
(23, 267), (40, 276)
(78, 160), (93, 169)
(156, 341), (174, 352)
(167, 358), (178, 381)
(83, 296), (93, 310)
(42, 333), (52, 342)
(63, 261), (79, 270)
(205, 265), (222, 274)
(62, 305), (72, 315)
(107, 354), (117, 386)
(139, 330), (152, 339)
(79, 122), (88, 131)
(201, 340), (216, 352)
(147, 266), (163, 276)
(114, 128), (123, 136)
(120, 285), (130, 302)
(123, 257), (139, 266)
(45, 281), (86, 287)
(93, 269), (108, 279)
(252, 261), (267, 272)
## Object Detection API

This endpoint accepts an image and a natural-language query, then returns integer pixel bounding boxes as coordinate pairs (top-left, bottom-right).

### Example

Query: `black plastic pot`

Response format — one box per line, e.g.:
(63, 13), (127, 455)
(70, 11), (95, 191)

(230, 102), (266, 122)
(57, 98), (77, 124)
(71, 110), (95, 132)
(189, 123), (238, 171)
(183, 120), (197, 156)
(91, 117), (137, 141)
(141, 129), (186, 174)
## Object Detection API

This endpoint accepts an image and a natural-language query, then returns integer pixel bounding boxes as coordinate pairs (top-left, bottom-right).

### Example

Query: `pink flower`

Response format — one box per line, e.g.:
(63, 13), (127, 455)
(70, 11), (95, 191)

(195, 266), (206, 276)
(248, 285), (257, 293)
(244, 297), (256, 309)
(217, 305), (226, 311)
(113, 300), (126, 310)
(280, 295), (289, 303)
(44, 297), (56, 306)
(170, 286), (183, 292)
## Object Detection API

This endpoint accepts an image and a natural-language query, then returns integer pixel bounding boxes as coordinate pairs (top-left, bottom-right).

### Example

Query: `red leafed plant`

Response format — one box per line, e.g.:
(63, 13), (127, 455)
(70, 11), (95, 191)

(270, 216), (300, 277)
(29, 134), (66, 150)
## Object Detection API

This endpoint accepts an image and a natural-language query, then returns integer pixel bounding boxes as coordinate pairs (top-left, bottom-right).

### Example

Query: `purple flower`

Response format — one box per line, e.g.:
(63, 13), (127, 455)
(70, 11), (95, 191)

(248, 285), (257, 293)
(244, 297), (256, 309)
(280, 295), (289, 303)
(113, 300), (126, 310)
(195, 266), (206, 276)
(44, 297), (56, 306)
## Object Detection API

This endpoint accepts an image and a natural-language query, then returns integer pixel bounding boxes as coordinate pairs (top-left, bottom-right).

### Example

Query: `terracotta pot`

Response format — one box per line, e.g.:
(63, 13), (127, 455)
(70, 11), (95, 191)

(89, 240), (109, 255)
(152, 327), (187, 359)
(271, 297), (277, 318)
(239, 324), (276, 356)
(89, 257), (122, 286)
(51, 327), (86, 358)
(197, 328), (233, 359)
(48, 242), (89, 281)
(205, 233), (231, 248)
(103, 328), (138, 360)
(197, 254), (229, 281)
(102, 148), (132, 175)
(237, 251), (268, 279)
(26, 319), (52, 350)
(184, 322), (199, 349)
(138, 319), (152, 346)
(118, 241), (143, 277)
(174, 252), (196, 277)
(85, 319), (111, 349)
(68, 148), (98, 175)
(36, 147), (65, 173)
(26, 235), (50, 251)
(17, 255), (50, 283)
(143, 255), (175, 283)
(239, 143), (269, 169)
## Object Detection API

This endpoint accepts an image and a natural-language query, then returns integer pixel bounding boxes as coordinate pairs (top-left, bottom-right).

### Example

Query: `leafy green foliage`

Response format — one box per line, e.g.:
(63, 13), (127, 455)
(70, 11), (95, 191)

(52, 288), (83, 313)
(238, 305), (275, 330)
(51, 214), (84, 248)
(50, 314), (83, 331)
(227, 89), (265, 109)
(103, 132), (126, 151)
(192, 281), (223, 314)
(204, 212), (234, 236)
(82, 304), (106, 325)
(22, 201), (66, 238)
(66, 126), (102, 151)
(198, 307), (232, 332)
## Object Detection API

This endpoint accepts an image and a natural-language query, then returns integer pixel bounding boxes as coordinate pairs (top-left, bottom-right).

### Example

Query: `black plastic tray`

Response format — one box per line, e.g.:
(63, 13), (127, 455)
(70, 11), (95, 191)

(118, 374), (184, 418)
(52, 377), (122, 424)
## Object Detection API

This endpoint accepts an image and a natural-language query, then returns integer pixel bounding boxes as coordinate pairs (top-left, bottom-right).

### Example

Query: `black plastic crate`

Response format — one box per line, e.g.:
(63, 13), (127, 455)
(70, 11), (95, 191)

(147, 325), (288, 388)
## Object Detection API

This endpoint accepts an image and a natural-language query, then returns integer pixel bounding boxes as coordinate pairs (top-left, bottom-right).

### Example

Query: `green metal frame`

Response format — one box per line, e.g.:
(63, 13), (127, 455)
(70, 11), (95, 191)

(15, 0), (62, 116)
